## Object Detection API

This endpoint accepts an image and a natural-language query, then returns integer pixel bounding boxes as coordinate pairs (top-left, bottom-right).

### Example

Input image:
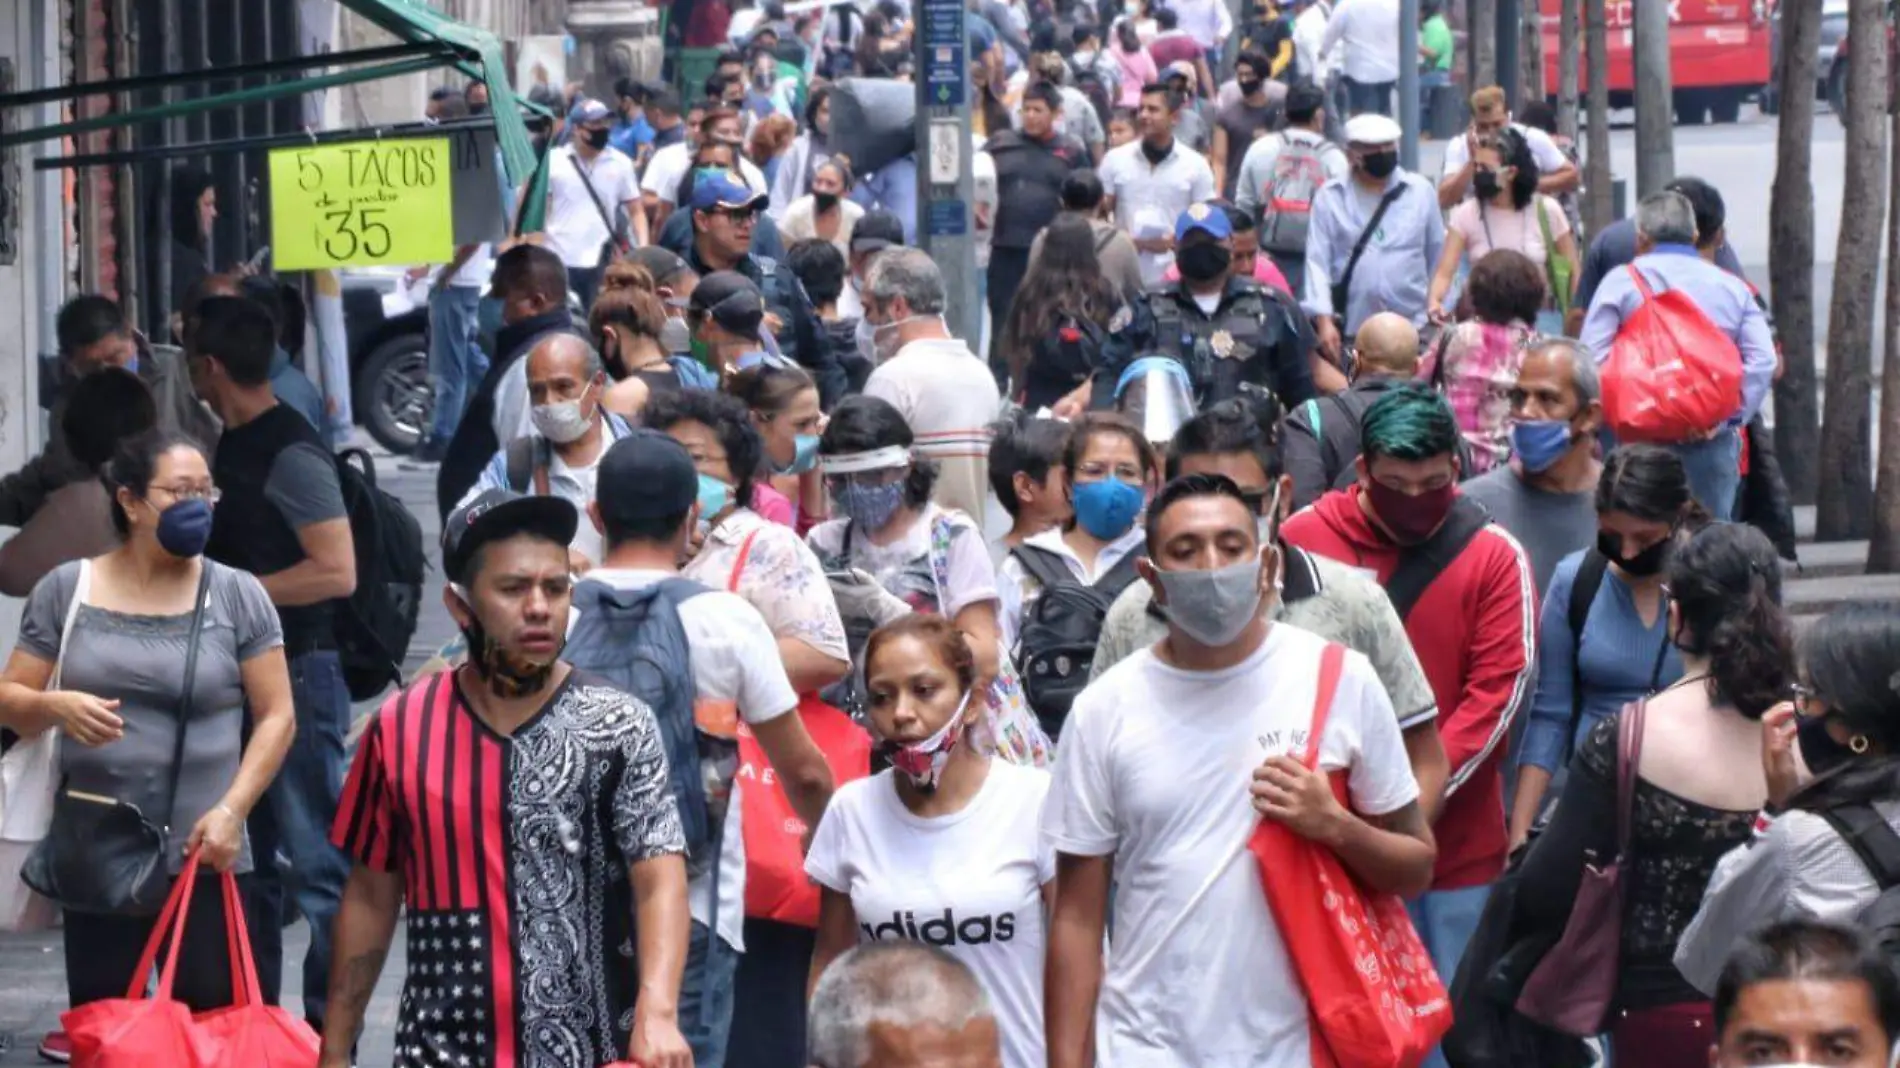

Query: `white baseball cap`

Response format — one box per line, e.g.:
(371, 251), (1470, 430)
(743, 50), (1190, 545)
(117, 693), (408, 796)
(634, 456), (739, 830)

(1343, 113), (1404, 146)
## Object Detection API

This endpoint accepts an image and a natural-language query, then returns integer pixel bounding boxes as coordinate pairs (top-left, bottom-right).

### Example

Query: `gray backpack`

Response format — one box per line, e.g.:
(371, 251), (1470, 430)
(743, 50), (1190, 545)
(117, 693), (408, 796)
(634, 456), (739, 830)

(1258, 137), (1332, 257)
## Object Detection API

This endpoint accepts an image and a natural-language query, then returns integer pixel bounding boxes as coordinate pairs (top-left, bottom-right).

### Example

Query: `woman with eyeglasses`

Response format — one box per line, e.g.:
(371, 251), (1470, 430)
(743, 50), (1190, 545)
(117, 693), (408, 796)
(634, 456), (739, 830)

(0, 432), (294, 1064)
(1675, 602), (1900, 996)
(1508, 445), (1707, 849)
(1514, 522), (1794, 1066)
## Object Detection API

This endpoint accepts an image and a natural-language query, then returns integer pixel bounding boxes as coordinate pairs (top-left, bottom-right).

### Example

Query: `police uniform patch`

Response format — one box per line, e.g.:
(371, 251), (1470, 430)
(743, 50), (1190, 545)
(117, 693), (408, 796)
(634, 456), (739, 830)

(1211, 329), (1237, 359)
(1108, 305), (1132, 332)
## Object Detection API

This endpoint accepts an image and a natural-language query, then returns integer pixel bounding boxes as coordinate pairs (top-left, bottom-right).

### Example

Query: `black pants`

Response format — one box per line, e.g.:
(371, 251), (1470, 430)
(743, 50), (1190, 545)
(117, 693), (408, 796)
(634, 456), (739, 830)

(986, 246), (1033, 391)
(64, 872), (251, 1013)
(726, 918), (816, 1068)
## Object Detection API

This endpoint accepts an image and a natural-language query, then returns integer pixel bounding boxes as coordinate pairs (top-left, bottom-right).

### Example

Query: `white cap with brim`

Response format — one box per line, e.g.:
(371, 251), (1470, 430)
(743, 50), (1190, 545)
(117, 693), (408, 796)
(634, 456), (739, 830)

(1343, 114), (1404, 146)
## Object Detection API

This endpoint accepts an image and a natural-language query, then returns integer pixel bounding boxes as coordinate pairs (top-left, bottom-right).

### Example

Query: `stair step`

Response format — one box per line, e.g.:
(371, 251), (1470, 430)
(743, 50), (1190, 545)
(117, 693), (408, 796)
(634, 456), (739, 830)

(1781, 572), (1900, 616)
(1789, 540), (1869, 578)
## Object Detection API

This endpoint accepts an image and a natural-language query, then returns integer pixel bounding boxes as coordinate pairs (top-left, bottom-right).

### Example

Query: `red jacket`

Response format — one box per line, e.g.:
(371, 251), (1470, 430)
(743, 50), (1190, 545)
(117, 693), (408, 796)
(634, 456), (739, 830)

(1281, 486), (1538, 890)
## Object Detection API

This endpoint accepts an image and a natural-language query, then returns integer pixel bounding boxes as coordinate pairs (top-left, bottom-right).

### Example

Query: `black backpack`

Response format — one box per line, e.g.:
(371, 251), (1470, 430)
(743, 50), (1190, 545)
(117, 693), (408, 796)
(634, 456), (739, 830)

(1817, 803), (1900, 972)
(1022, 310), (1110, 409)
(334, 449), (427, 702)
(1010, 544), (1142, 738)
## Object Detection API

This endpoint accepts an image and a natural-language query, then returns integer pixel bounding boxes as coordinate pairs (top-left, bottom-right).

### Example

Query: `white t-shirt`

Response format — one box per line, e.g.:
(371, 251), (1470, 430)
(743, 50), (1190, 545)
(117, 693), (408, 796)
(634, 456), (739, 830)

(1097, 139), (1217, 286)
(1440, 123), (1571, 182)
(862, 337), (1003, 524)
(546, 146), (640, 270)
(807, 762), (1054, 1068)
(640, 141), (770, 206)
(1041, 623), (1419, 1066)
(447, 243), (495, 289)
(807, 503), (999, 620)
(574, 569), (800, 953)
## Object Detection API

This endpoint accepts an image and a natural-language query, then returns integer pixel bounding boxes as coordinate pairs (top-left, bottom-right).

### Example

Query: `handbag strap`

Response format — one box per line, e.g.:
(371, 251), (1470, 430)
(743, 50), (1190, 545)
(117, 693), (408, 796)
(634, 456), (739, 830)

(1625, 263), (1666, 302)
(221, 869), (262, 1007)
(1300, 643), (1350, 769)
(158, 566), (214, 833)
(1615, 698), (1649, 856)
(50, 560), (92, 690)
(567, 148), (628, 255)
(1338, 183), (1406, 304)
(726, 527), (764, 593)
(124, 849), (202, 1001)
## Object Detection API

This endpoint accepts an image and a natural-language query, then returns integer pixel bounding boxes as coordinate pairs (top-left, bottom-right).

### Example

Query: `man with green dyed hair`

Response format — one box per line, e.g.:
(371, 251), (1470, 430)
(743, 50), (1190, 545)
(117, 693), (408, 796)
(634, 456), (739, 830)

(1280, 383), (1536, 1068)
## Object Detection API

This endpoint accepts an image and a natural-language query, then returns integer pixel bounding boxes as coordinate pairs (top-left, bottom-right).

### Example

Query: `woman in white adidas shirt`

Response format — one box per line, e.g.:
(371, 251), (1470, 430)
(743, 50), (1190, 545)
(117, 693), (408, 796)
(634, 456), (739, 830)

(806, 613), (1054, 1068)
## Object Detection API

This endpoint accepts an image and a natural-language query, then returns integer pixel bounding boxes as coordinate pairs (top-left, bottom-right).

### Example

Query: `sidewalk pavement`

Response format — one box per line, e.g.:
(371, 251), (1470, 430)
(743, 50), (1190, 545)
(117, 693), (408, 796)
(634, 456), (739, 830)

(0, 443), (449, 1066)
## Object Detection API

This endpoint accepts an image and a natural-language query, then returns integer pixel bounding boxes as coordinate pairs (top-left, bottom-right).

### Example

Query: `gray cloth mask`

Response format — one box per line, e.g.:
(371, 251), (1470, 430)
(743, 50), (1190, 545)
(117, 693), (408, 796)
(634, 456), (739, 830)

(1154, 557), (1266, 647)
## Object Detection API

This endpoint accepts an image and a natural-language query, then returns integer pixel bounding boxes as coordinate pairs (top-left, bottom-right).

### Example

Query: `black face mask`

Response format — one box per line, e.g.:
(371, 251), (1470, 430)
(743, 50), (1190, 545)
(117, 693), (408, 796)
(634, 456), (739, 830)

(1473, 169), (1502, 200)
(1359, 150), (1399, 180)
(582, 126), (612, 150)
(469, 101), (490, 116)
(1177, 242), (1232, 282)
(814, 191), (841, 212)
(1237, 76), (1264, 97)
(1597, 529), (1673, 577)
(1140, 138), (1174, 165)
(1798, 714), (1861, 777)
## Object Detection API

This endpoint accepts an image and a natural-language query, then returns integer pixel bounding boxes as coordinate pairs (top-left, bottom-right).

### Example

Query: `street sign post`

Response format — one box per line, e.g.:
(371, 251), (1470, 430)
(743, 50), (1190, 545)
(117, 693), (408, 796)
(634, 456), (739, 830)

(915, 0), (982, 351)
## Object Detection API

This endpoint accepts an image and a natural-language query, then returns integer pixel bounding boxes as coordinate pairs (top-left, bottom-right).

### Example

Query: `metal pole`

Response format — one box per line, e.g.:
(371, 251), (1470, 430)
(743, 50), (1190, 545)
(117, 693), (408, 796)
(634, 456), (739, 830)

(1497, 0), (1520, 106)
(1632, 0), (1675, 195)
(1399, 0), (1420, 171)
(914, 0), (980, 351)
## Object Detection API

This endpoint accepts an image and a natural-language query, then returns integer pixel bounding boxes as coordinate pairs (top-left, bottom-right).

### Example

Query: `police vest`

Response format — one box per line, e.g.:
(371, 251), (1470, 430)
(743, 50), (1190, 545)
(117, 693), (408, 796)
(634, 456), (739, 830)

(1149, 280), (1297, 405)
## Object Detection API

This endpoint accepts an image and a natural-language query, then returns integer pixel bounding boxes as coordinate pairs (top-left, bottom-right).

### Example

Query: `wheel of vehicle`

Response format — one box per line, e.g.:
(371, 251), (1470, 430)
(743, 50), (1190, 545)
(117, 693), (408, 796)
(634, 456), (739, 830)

(1761, 83), (1780, 115)
(1675, 89), (1709, 125)
(355, 334), (434, 455)
(1711, 93), (1743, 123)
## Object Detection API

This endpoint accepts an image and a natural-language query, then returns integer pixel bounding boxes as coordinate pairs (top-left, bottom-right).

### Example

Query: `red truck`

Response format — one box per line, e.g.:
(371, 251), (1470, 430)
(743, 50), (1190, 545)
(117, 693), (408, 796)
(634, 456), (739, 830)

(1541, 0), (1773, 124)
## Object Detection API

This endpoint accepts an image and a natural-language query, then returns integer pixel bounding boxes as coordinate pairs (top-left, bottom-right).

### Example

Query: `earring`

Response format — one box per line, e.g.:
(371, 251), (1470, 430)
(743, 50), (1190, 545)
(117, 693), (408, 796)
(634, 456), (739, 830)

(1852, 735), (1872, 755)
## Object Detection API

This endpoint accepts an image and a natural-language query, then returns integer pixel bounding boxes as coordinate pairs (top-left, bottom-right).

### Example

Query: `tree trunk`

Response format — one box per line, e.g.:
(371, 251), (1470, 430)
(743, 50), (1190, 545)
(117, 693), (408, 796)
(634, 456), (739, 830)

(1817, 0), (1890, 541)
(1772, 0), (1821, 504)
(1872, 84), (1900, 570)
(1580, 0), (1612, 235)
(1471, 0), (1498, 89)
(1521, 5), (1545, 106)
(1557, 0), (1580, 144)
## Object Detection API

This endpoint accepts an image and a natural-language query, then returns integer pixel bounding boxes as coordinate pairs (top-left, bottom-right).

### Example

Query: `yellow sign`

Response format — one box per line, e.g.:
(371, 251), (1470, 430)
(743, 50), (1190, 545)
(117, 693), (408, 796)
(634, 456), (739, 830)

(268, 138), (455, 270)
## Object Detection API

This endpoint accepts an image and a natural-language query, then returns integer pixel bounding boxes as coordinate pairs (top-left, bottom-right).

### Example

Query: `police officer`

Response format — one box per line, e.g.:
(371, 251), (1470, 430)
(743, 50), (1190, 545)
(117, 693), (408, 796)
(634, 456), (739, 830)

(687, 170), (847, 407)
(1103, 201), (1318, 411)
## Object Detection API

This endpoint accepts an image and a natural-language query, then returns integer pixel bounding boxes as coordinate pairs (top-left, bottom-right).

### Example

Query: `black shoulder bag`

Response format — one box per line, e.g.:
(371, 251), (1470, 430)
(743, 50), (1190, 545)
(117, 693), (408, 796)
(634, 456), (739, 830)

(25, 566), (213, 915)
(1383, 495), (1491, 621)
(1330, 183), (1407, 329)
(566, 148), (630, 265)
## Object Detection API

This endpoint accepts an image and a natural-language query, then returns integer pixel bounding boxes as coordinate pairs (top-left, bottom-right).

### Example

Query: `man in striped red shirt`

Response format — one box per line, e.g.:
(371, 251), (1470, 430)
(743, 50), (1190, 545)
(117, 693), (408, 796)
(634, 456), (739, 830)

(320, 490), (693, 1068)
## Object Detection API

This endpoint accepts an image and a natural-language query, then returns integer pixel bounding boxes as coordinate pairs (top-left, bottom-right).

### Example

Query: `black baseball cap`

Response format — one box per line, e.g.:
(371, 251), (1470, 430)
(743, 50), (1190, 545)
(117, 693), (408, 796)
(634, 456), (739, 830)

(851, 209), (906, 254)
(597, 430), (701, 526)
(442, 490), (579, 585)
(689, 270), (767, 340)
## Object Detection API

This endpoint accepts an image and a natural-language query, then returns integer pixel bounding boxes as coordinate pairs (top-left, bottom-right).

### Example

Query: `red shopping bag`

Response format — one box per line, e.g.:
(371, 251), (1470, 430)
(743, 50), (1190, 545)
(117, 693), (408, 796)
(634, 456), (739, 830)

(194, 870), (319, 1067)
(1247, 643), (1452, 1068)
(61, 859), (223, 1068)
(740, 696), (872, 926)
(1600, 265), (1744, 443)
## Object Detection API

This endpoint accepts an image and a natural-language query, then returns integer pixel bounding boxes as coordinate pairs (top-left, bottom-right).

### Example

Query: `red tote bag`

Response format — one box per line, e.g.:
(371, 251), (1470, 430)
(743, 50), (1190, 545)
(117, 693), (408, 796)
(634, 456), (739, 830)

(1247, 643), (1452, 1068)
(1600, 265), (1744, 443)
(725, 530), (874, 928)
(195, 871), (320, 1067)
(61, 860), (223, 1068)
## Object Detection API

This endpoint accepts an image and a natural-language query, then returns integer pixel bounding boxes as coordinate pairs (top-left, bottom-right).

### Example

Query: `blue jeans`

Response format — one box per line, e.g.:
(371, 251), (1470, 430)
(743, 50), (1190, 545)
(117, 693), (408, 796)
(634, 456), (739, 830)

(1420, 69), (1452, 124)
(1667, 426), (1743, 520)
(1407, 883), (1494, 1068)
(427, 285), (487, 445)
(245, 649), (354, 1028)
(1344, 76), (1395, 116)
(680, 921), (739, 1067)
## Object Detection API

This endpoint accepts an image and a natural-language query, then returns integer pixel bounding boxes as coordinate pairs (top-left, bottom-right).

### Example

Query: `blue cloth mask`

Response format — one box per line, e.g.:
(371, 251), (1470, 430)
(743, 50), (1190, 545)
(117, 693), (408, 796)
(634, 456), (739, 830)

(773, 434), (822, 476)
(837, 479), (907, 531)
(154, 498), (214, 558)
(1509, 419), (1574, 474)
(1071, 478), (1144, 540)
(697, 474), (732, 519)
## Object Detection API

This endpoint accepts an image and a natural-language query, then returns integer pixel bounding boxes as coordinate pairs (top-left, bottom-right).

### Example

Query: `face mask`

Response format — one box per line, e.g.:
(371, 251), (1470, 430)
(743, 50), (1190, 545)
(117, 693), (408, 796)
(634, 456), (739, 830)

(469, 101), (490, 116)
(1473, 169), (1502, 200)
(697, 473), (732, 518)
(450, 586), (562, 698)
(1366, 481), (1456, 545)
(772, 433), (822, 475)
(660, 316), (693, 354)
(870, 315), (929, 363)
(1071, 478), (1144, 540)
(1139, 138), (1173, 166)
(531, 391), (594, 445)
(153, 498), (214, 558)
(1236, 76), (1264, 96)
(888, 691), (971, 792)
(1510, 419), (1573, 473)
(1155, 557), (1265, 647)
(1596, 529), (1673, 577)
(814, 191), (841, 212)
(582, 126), (611, 149)
(1359, 149), (1399, 180)
(1177, 243), (1232, 283)
(855, 317), (879, 364)
(838, 478), (907, 530)
(1798, 714), (1860, 778)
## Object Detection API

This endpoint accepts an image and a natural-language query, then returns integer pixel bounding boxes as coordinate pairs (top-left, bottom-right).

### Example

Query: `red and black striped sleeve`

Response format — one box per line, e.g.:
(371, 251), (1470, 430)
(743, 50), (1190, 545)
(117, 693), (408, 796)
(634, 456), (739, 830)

(332, 698), (404, 872)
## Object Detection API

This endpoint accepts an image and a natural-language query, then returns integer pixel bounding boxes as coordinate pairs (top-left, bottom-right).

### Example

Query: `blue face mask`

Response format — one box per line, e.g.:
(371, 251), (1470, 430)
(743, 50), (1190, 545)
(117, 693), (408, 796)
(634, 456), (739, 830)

(1071, 478), (1145, 540)
(1509, 419), (1574, 474)
(153, 498), (214, 558)
(837, 479), (907, 531)
(696, 473), (732, 519)
(773, 433), (822, 476)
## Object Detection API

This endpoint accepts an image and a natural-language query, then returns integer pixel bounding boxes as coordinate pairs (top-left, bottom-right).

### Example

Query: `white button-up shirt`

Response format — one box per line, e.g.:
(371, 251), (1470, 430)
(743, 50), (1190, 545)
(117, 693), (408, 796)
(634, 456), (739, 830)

(1098, 139), (1218, 287)
(545, 146), (639, 269)
(1323, 0), (1402, 85)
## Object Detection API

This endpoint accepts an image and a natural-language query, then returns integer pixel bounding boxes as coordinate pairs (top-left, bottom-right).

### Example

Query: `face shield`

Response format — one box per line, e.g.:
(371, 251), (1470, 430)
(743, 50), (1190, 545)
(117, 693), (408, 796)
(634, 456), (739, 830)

(1114, 356), (1196, 446)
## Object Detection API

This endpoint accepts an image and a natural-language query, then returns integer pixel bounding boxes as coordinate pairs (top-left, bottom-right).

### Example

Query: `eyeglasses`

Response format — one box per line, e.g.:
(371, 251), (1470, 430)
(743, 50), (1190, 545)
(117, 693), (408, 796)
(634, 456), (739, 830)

(150, 484), (221, 505)
(1789, 682), (1825, 720)
(712, 207), (758, 225)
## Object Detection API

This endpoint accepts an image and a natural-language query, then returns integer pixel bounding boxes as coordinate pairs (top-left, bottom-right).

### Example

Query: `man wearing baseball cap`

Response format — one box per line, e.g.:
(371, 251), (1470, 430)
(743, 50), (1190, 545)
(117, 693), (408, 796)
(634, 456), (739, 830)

(688, 171), (846, 406)
(575, 430), (835, 1067)
(1116, 200), (1316, 411)
(323, 488), (695, 1068)
(689, 270), (798, 378)
(838, 208), (906, 321)
(544, 97), (645, 310)
(1301, 112), (1443, 394)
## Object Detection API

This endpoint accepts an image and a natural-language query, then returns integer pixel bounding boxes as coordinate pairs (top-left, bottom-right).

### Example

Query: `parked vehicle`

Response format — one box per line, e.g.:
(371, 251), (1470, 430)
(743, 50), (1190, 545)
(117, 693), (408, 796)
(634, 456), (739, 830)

(1824, 1), (1897, 127)
(1765, 0), (1851, 114)
(1542, 0), (1772, 124)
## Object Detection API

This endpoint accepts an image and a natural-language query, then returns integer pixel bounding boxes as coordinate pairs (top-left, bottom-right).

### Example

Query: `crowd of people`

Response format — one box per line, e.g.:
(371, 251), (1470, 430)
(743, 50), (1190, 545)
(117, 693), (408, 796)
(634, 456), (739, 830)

(0, 0), (1885, 1066)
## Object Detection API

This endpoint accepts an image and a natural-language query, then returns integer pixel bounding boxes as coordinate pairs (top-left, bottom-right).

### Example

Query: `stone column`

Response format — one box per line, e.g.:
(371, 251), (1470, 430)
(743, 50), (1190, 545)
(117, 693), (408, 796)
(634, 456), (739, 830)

(566, 0), (664, 98)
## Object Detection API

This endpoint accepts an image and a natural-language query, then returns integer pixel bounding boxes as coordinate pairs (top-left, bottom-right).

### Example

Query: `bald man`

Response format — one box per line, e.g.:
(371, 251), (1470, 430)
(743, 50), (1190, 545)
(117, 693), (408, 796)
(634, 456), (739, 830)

(1281, 311), (1425, 507)
(458, 333), (633, 571)
(808, 943), (1003, 1068)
